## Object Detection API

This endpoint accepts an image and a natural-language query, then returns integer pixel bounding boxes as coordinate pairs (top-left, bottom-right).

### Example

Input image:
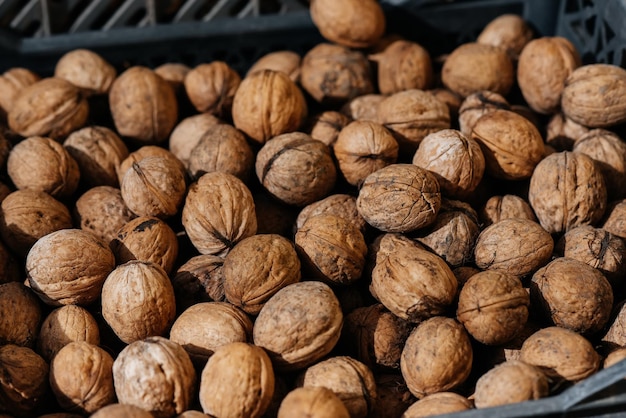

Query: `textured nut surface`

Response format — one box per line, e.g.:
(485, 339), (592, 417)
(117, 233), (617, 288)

(154, 62), (190, 90)
(546, 112), (589, 151)
(91, 403), (154, 418)
(278, 387), (350, 418)
(477, 14), (533, 58)
(169, 113), (222, 166)
(26, 229), (115, 306)
(296, 194), (367, 233)
(457, 90), (510, 137)
(310, 0), (385, 48)
(602, 301), (626, 347)
(117, 145), (185, 185)
(402, 392), (472, 418)
(0, 67), (40, 114)
(307, 110), (351, 147)
(247, 50), (301, 82)
(0, 282), (41, 348)
(74, 186), (135, 244)
(37, 304), (99, 362)
(480, 194), (536, 226)
(172, 254), (225, 311)
(340, 94), (384, 122)
(0, 345), (49, 416)
(474, 360), (548, 408)
(370, 40), (433, 94)
(603, 199), (626, 239)
(54, 49), (116, 95)
(184, 61), (241, 116)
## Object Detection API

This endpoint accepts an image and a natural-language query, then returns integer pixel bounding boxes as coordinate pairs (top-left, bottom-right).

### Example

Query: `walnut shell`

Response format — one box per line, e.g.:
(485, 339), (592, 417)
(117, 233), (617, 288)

(169, 113), (222, 167)
(155, 62), (190, 91)
(298, 356), (377, 418)
(0, 282), (41, 348)
(181, 172), (257, 256)
(457, 270), (529, 345)
(477, 14), (533, 59)
(295, 194), (366, 234)
(531, 257), (613, 335)
(63, 126), (129, 188)
(340, 94), (384, 122)
(110, 216), (179, 274)
(199, 342), (274, 418)
(109, 66), (178, 144)
(101, 261), (176, 344)
(223, 234), (300, 314)
(603, 199), (626, 239)
(253, 281), (343, 371)
(457, 91), (510, 138)
(400, 317), (473, 398)
(370, 234), (457, 322)
(474, 218), (553, 277)
(0, 68), (40, 114)
(474, 360), (548, 408)
(0, 189), (72, 257)
(184, 62), (241, 116)
(0, 345), (49, 416)
(172, 255), (225, 311)
(278, 387), (350, 418)
(602, 300), (626, 347)
(480, 194), (537, 227)
(113, 336), (196, 418)
(169, 302), (252, 366)
(604, 347), (626, 369)
(520, 326), (600, 383)
(26, 229), (115, 306)
(412, 129), (485, 198)
(256, 132), (336, 207)
(91, 404), (154, 418)
(307, 111), (351, 147)
(357, 164), (441, 233)
(300, 43), (373, 104)
(232, 69), (307, 145)
(334, 120), (398, 186)
(310, 0), (385, 48)
(74, 186), (135, 244)
(370, 40), (433, 94)
(562, 64), (626, 127)
(50, 342), (115, 414)
(247, 50), (301, 83)
(8, 77), (89, 140)
(8, 136), (80, 198)
(54, 49), (116, 95)
(529, 151), (607, 234)
(37, 305), (99, 362)
(442, 43), (514, 98)
(402, 392), (472, 418)
(471, 109), (545, 180)
(546, 112), (589, 151)
(117, 145), (185, 185)
(295, 214), (367, 286)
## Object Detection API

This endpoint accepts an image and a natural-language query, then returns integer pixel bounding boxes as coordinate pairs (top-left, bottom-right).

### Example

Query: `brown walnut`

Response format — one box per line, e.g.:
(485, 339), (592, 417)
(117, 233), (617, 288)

(247, 50), (301, 82)
(310, 0), (385, 48)
(306, 111), (351, 147)
(457, 90), (510, 138)
(0, 68), (40, 115)
(0, 282), (41, 348)
(370, 40), (433, 94)
(277, 387), (350, 418)
(169, 113), (222, 167)
(154, 62), (190, 91)
(340, 94), (385, 122)
(74, 186), (135, 244)
(172, 254), (226, 312)
(0, 345), (49, 416)
(54, 49), (116, 95)
(184, 61), (241, 116)
(546, 112), (589, 151)
(402, 392), (472, 418)
(480, 194), (537, 227)
(477, 14), (533, 59)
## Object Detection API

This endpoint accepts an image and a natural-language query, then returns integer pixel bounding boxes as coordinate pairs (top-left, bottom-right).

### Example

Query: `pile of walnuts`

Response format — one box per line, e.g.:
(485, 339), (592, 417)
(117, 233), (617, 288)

(1, 0), (626, 417)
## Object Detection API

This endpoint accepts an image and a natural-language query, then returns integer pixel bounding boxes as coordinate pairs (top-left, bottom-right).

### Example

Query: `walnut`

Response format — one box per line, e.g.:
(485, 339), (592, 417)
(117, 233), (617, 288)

(555, 225), (626, 286)
(26, 229), (115, 306)
(300, 43), (373, 104)
(369, 374), (414, 418)
(402, 392), (472, 418)
(199, 342), (274, 418)
(604, 347), (626, 369)
(474, 218), (553, 277)
(184, 62), (241, 116)
(573, 129), (626, 199)
(177, 412), (209, 418)
(277, 387), (350, 418)
(113, 336), (196, 418)
(120, 155), (187, 219)
(8, 136), (80, 198)
(0, 345), (49, 416)
(413, 199), (480, 267)
(377, 89), (450, 155)
(412, 129), (484, 199)
(101, 261), (176, 343)
(297, 356), (376, 418)
(531, 257), (613, 335)
(340, 94), (384, 122)
(295, 194), (367, 234)
(603, 199), (626, 239)
(529, 151), (607, 234)
(310, 0), (385, 48)
(0, 189), (72, 257)
(117, 145), (185, 185)
(546, 112), (589, 151)
(370, 234), (457, 322)
(357, 164), (441, 233)
(154, 63), (190, 91)
(306, 111), (351, 147)
(333, 120), (398, 186)
(256, 132), (336, 207)
(471, 109), (545, 180)
(473, 360), (548, 408)
(480, 194), (536, 227)
(74, 186), (135, 244)
(429, 88), (463, 122)
(49, 342), (115, 414)
(477, 14), (533, 59)
(457, 91), (510, 138)
(232, 69), (307, 145)
(91, 404), (153, 418)
(169, 302), (252, 366)
(602, 300), (626, 347)
(63, 126), (129, 188)
(247, 50), (301, 83)
(181, 172), (257, 256)
(109, 66), (178, 144)
(520, 326), (600, 383)
(172, 255), (225, 312)
(562, 64), (626, 127)
(169, 113), (222, 167)
(370, 40), (433, 94)
(37, 305), (99, 362)
(400, 317), (473, 398)
(344, 303), (412, 370)
(442, 43), (514, 98)
(457, 270), (529, 345)
(8, 77), (89, 140)
(0, 282), (41, 348)
(0, 68), (40, 115)
(54, 49), (116, 95)
(110, 216), (179, 274)
(253, 281), (343, 371)
(187, 123), (254, 182)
